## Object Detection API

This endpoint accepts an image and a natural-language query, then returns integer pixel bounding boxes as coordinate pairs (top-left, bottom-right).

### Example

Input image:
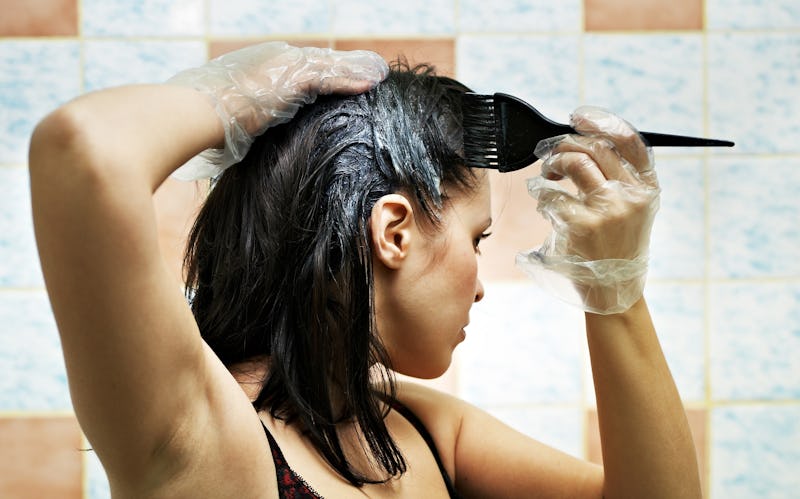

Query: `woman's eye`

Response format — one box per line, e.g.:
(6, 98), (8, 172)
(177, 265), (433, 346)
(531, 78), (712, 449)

(473, 232), (491, 253)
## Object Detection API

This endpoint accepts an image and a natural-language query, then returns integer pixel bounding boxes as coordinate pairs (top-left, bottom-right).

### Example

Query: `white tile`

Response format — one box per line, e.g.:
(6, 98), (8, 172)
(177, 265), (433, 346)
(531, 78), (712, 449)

(583, 34), (705, 146)
(0, 291), (71, 410)
(459, 282), (585, 405)
(709, 157), (800, 279)
(0, 168), (43, 287)
(710, 283), (800, 400)
(0, 41), (80, 164)
(82, 0), (204, 36)
(458, 0), (581, 33)
(84, 40), (207, 92)
(210, 0), (329, 36)
(86, 450), (110, 499)
(332, 0), (454, 35)
(457, 35), (580, 122)
(707, 0), (800, 30)
(708, 33), (800, 154)
(711, 405), (800, 498)
(649, 158), (706, 280)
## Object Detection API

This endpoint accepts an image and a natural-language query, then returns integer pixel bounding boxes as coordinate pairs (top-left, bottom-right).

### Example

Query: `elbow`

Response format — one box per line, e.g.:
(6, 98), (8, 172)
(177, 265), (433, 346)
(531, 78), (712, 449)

(29, 103), (93, 177)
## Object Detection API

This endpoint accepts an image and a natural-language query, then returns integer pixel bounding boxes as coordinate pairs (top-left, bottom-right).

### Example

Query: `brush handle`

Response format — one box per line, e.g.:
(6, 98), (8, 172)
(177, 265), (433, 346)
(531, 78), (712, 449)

(639, 131), (734, 148)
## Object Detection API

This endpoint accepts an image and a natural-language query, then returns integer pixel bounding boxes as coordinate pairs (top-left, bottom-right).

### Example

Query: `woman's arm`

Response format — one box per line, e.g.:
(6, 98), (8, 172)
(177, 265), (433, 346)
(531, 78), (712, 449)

(30, 85), (239, 493)
(587, 298), (700, 498)
(30, 43), (388, 493)
(30, 84), (231, 487)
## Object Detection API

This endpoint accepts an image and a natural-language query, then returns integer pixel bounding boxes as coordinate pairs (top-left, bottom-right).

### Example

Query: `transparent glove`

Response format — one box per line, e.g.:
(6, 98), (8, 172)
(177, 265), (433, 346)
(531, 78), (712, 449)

(516, 106), (660, 315)
(167, 41), (389, 180)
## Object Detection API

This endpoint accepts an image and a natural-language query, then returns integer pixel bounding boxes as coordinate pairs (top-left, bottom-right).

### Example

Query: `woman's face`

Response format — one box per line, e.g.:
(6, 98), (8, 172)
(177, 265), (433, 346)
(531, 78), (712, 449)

(374, 172), (492, 379)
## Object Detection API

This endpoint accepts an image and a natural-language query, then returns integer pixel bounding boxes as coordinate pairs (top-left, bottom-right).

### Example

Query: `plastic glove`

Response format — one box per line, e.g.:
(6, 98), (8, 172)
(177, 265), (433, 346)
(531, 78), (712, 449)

(516, 106), (660, 315)
(167, 41), (389, 180)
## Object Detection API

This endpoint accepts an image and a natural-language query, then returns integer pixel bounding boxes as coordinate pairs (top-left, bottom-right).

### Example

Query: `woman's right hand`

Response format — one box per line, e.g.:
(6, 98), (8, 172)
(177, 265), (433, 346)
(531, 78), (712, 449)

(167, 41), (389, 180)
(516, 107), (661, 314)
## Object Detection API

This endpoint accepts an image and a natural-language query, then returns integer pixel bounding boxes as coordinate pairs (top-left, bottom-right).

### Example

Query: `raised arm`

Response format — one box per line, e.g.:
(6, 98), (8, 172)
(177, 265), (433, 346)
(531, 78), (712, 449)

(29, 42), (388, 492)
(446, 107), (700, 498)
(536, 107), (701, 498)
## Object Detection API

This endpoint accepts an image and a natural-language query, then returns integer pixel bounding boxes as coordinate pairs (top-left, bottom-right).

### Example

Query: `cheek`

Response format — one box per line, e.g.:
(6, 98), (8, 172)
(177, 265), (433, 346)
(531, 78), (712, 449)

(451, 246), (478, 298)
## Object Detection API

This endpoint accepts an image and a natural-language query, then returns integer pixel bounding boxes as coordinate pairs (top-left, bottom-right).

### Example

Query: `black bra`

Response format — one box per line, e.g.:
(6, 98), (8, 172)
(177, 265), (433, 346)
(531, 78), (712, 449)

(261, 399), (460, 498)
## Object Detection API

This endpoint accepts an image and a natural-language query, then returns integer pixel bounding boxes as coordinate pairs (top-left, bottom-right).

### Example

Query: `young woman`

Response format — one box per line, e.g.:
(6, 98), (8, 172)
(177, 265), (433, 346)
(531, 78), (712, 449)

(30, 42), (701, 498)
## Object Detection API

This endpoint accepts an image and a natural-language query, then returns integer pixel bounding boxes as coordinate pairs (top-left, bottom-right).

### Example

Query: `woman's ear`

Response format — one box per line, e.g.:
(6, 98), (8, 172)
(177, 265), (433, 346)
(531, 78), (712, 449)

(369, 194), (415, 270)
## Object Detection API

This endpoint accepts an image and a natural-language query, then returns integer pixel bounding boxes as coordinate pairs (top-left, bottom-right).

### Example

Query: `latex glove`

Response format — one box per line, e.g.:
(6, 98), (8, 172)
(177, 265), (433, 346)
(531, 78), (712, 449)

(516, 106), (660, 315)
(167, 41), (389, 180)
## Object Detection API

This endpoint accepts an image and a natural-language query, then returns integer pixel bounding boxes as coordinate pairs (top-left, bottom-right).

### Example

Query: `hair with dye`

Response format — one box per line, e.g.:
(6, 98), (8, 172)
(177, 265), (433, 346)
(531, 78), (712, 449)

(183, 63), (475, 485)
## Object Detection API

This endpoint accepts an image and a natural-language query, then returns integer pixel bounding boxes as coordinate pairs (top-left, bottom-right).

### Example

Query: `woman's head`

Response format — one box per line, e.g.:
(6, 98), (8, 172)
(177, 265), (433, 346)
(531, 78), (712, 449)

(184, 62), (489, 483)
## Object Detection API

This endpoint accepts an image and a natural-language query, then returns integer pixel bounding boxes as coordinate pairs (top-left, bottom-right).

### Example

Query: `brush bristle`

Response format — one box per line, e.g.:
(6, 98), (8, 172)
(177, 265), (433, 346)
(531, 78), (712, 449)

(461, 93), (501, 169)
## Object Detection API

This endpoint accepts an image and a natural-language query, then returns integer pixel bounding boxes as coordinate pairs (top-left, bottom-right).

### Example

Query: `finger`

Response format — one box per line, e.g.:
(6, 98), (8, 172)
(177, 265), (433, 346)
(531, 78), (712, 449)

(570, 106), (653, 173)
(548, 134), (637, 184)
(305, 47), (390, 95)
(541, 151), (607, 195)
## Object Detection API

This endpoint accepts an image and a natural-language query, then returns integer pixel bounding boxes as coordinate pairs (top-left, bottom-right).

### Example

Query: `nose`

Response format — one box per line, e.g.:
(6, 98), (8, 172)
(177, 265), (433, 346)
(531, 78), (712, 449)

(474, 277), (485, 303)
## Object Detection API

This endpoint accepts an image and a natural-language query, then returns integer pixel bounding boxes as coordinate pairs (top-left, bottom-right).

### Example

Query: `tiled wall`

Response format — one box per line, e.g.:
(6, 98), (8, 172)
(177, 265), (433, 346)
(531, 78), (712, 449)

(1, 1), (799, 497)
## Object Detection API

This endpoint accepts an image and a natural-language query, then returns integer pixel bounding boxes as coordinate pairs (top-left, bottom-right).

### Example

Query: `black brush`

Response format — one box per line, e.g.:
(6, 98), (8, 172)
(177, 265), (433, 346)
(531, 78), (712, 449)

(462, 92), (735, 172)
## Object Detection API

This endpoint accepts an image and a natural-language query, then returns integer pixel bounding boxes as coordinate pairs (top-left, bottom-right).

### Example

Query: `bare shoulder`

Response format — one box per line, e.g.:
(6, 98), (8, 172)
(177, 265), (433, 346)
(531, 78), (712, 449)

(392, 381), (469, 480)
(395, 380), (603, 498)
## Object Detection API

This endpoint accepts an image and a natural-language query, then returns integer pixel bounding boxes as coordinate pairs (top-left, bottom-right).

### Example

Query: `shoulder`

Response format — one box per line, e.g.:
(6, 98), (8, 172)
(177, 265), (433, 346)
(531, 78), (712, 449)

(393, 380), (604, 497)
(392, 380), (469, 480)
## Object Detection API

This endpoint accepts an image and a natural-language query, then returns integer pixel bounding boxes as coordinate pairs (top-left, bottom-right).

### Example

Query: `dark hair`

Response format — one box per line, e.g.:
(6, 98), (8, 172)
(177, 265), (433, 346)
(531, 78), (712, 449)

(184, 63), (475, 485)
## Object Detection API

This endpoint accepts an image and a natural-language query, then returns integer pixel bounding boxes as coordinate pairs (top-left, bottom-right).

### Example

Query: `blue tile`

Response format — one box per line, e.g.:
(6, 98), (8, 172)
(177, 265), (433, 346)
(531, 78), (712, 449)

(332, 0), (454, 35)
(488, 406), (584, 459)
(649, 158), (706, 280)
(0, 168), (44, 287)
(458, 0), (581, 32)
(707, 0), (800, 30)
(84, 41), (207, 92)
(210, 0), (329, 36)
(708, 33), (800, 154)
(458, 282), (584, 405)
(0, 41), (81, 164)
(710, 283), (800, 400)
(82, 0), (204, 36)
(645, 283), (706, 401)
(457, 35), (580, 122)
(0, 291), (72, 411)
(709, 157), (800, 279)
(711, 405), (800, 498)
(583, 34), (705, 147)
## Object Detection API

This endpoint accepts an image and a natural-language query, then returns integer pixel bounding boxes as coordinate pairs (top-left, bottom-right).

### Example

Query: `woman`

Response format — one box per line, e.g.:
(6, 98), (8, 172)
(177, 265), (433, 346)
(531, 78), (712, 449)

(30, 42), (701, 498)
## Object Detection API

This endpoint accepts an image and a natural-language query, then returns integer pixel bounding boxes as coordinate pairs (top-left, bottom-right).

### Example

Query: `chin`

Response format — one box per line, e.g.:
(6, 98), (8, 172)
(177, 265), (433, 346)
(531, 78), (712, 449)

(393, 355), (452, 380)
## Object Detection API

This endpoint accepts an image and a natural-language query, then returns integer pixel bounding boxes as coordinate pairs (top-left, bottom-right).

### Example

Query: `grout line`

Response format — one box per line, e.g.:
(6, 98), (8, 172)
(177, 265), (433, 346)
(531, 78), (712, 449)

(0, 410), (75, 418)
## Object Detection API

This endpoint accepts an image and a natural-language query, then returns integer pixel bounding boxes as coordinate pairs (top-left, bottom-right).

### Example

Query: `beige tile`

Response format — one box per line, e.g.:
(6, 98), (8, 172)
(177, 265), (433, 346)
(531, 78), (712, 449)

(585, 0), (703, 31)
(208, 39), (331, 59)
(0, 0), (78, 36)
(0, 416), (83, 499)
(479, 165), (553, 281)
(334, 39), (455, 78)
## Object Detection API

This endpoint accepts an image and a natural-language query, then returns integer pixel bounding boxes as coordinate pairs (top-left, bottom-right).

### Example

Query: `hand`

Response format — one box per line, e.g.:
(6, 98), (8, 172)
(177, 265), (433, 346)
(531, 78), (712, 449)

(167, 41), (389, 180)
(516, 106), (660, 314)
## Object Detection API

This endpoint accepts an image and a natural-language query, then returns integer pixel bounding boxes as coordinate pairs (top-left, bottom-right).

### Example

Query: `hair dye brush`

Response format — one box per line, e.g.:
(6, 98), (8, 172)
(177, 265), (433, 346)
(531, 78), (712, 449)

(462, 92), (734, 172)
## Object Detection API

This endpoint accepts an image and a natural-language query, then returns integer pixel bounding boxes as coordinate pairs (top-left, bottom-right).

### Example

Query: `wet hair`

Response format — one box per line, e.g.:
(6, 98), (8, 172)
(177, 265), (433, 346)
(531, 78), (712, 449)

(183, 63), (476, 485)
